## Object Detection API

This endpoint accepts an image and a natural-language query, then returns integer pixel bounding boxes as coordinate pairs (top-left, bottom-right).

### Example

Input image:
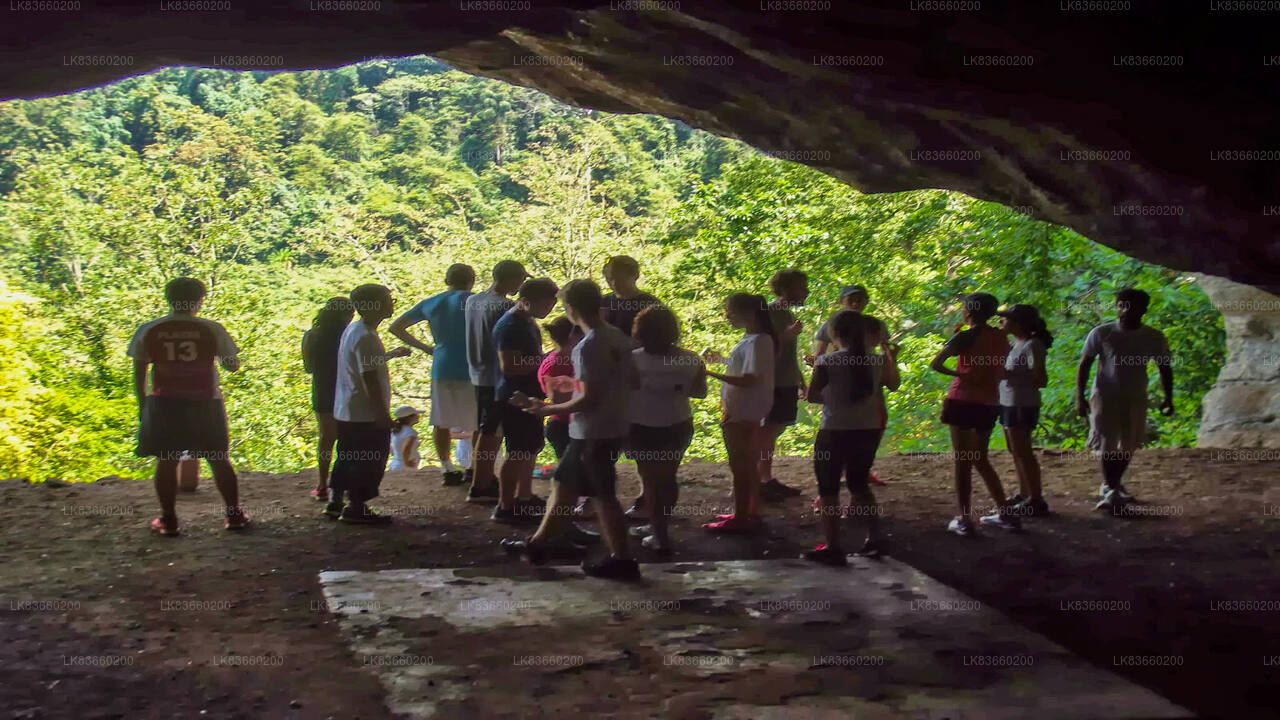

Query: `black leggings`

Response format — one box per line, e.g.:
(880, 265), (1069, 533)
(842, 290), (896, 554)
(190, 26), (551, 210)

(813, 429), (883, 496)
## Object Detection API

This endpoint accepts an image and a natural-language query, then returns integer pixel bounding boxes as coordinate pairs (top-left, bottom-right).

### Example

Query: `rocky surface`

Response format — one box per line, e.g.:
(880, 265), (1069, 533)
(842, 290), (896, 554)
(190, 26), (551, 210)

(2, 2), (1279, 292)
(1197, 275), (1280, 448)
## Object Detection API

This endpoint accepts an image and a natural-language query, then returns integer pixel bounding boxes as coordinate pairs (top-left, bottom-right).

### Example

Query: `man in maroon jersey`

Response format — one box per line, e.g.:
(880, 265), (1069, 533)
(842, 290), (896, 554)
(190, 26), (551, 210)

(129, 277), (247, 536)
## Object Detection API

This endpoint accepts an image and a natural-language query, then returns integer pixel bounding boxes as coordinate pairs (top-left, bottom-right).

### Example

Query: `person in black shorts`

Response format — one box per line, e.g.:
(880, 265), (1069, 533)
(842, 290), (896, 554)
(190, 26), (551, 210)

(491, 278), (559, 524)
(129, 277), (248, 536)
(464, 260), (528, 503)
(507, 280), (639, 581)
(760, 268), (809, 502)
(930, 293), (1019, 536)
(302, 296), (354, 502)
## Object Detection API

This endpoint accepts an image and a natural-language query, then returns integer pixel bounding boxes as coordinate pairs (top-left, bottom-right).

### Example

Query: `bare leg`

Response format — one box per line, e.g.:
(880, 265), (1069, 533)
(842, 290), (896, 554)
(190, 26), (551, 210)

(972, 445), (1003, 512)
(757, 423), (783, 485)
(530, 479), (573, 543)
(949, 426), (973, 518)
(639, 461), (679, 544)
(432, 425), (453, 471)
(316, 412), (337, 492)
(470, 431), (502, 491)
(722, 422), (757, 518)
(154, 458), (180, 520)
(207, 458), (241, 513)
(595, 494), (631, 559)
(499, 454), (535, 509)
(1005, 427), (1041, 500)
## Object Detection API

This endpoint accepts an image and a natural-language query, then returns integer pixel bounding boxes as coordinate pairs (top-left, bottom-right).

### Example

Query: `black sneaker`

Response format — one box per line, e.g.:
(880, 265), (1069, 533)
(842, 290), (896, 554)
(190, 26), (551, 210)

(854, 540), (884, 558)
(1007, 493), (1026, 506)
(582, 556), (641, 581)
(1014, 497), (1050, 517)
(764, 478), (802, 497)
(801, 545), (848, 567)
(491, 505), (519, 524)
(322, 500), (344, 520)
(565, 524), (602, 546)
(515, 494), (546, 513)
(442, 470), (466, 487)
(467, 484), (500, 504)
(339, 506), (393, 525)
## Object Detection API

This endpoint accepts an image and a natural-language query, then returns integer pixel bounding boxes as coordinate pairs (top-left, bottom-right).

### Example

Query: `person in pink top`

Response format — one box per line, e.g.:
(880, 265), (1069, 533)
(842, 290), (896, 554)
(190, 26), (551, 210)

(537, 317), (579, 466)
(930, 292), (1020, 536)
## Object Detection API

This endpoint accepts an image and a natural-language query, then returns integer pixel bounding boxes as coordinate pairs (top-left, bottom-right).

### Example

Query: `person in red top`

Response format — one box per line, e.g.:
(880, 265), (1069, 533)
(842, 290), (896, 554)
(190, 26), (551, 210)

(930, 292), (1019, 536)
(537, 317), (579, 465)
(129, 277), (248, 536)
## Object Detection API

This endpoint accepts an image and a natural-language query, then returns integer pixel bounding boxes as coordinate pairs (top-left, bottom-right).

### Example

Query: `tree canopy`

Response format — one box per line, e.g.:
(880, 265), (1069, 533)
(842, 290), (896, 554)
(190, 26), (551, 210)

(0, 58), (1223, 481)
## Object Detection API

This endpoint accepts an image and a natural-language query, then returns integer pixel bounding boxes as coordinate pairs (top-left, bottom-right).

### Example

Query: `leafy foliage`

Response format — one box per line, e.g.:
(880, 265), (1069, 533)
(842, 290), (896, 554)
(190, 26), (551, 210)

(0, 59), (1223, 481)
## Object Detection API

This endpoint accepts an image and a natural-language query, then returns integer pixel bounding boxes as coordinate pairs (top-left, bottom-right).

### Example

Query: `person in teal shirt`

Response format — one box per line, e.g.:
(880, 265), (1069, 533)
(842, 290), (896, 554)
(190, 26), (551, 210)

(390, 263), (476, 485)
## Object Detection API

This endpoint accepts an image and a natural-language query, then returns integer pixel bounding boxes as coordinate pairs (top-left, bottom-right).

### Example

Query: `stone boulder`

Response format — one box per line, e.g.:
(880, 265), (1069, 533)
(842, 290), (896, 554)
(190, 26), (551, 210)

(1197, 275), (1280, 448)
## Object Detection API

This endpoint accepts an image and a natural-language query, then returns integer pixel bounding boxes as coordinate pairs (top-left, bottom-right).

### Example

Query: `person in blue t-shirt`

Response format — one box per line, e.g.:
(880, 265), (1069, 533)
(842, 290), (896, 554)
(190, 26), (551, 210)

(390, 264), (476, 486)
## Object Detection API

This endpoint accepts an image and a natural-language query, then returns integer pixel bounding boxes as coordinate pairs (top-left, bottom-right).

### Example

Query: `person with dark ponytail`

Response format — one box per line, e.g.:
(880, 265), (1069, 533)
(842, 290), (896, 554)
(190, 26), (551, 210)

(995, 304), (1052, 517)
(930, 292), (1020, 536)
(302, 296), (355, 502)
(803, 310), (900, 565)
(701, 293), (776, 533)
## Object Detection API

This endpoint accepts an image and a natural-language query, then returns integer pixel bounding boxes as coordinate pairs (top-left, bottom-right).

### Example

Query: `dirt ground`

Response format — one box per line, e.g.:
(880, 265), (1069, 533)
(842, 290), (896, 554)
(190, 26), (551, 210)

(2, 448), (1277, 720)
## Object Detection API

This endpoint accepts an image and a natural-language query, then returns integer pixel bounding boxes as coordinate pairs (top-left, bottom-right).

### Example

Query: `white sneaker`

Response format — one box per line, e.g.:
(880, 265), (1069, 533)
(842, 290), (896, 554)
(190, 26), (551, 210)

(640, 535), (670, 553)
(1095, 489), (1126, 512)
(1099, 482), (1135, 502)
(629, 524), (653, 538)
(946, 516), (975, 537)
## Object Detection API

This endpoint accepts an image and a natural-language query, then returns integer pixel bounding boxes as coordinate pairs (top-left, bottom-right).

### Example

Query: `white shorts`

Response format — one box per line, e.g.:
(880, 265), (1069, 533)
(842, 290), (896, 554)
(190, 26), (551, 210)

(1087, 392), (1147, 453)
(430, 379), (477, 431)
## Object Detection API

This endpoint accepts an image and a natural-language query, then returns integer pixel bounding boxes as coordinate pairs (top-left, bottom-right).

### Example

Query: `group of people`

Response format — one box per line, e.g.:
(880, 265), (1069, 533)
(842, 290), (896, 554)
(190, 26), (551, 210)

(129, 258), (1175, 579)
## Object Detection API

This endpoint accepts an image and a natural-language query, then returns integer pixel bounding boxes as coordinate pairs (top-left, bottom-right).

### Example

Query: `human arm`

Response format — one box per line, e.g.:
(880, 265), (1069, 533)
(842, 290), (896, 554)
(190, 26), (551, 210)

(389, 305), (435, 355)
(302, 331), (314, 374)
(805, 363), (828, 404)
(133, 357), (148, 411)
(881, 348), (901, 392)
(215, 324), (240, 373)
(1155, 334), (1174, 415)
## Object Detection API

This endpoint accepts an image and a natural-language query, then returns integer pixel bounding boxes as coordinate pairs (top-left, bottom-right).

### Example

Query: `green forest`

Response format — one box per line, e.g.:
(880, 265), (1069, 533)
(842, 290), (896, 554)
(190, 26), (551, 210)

(0, 57), (1224, 482)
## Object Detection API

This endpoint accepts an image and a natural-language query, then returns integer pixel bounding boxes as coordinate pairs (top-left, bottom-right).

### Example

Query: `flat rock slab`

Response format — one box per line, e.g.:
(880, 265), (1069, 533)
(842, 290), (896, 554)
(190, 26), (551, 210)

(319, 558), (1190, 720)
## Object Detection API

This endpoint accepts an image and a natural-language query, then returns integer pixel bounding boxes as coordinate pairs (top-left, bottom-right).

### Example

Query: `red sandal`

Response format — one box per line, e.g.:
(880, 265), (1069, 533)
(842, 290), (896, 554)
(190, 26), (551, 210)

(225, 508), (251, 531)
(150, 516), (180, 537)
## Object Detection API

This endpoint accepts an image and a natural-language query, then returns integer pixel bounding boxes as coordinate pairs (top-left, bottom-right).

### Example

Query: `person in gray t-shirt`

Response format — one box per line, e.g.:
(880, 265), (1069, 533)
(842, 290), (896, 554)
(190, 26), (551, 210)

(510, 279), (639, 581)
(462, 259), (527, 501)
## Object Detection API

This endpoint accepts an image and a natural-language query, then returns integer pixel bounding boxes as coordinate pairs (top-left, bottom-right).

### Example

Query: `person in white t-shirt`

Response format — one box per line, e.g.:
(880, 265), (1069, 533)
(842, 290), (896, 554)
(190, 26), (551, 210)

(803, 311), (900, 565)
(701, 293), (776, 533)
(508, 279), (640, 581)
(1076, 288), (1174, 512)
(326, 283), (411, 525)
(995, 304), (1052, 518)
(624, 305), (707, 554)
(387, 405), (422, 471)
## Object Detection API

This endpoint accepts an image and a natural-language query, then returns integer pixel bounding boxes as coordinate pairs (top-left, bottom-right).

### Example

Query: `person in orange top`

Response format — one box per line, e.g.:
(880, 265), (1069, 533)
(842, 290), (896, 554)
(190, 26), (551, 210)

(930, 292), (1020, 536)
(129, 277), (248, 536)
